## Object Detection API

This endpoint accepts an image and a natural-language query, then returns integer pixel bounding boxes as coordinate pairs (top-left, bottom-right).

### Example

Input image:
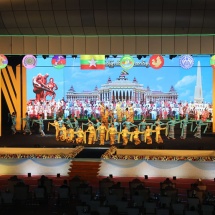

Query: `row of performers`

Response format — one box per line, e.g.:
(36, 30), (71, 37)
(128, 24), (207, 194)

(9, 112), (209, 142)
(47, 116), (209, 145)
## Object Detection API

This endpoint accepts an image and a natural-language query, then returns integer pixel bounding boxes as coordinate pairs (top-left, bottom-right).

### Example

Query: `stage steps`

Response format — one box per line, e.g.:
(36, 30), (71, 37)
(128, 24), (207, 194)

(68, 160), (101, 186)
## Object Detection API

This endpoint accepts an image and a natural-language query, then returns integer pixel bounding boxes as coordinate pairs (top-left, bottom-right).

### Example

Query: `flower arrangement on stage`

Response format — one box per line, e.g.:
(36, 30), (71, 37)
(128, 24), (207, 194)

(101, 147), (215, 162)
(0, 146), (84, 159)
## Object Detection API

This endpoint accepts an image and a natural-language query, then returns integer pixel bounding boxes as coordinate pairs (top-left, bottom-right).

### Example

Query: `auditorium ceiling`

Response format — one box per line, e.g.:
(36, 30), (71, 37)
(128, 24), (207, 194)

(0, 0), (215, 36)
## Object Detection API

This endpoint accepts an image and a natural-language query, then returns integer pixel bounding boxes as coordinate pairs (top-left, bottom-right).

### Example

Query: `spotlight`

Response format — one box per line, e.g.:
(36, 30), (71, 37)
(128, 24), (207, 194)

(42, 55), (49, 59)
(137, 55), (142, 60)
(57, 173), (60, 178)
(109, 174), (113, 178)
(72, 55), (77, 59)
(28, 173), (31, 177)
(173, 176), (176, 180)
(169, 55), (177, 60)
(105, 55), (109, 59)
(144, 175), (148, 179)
(112, 55), (117, 58)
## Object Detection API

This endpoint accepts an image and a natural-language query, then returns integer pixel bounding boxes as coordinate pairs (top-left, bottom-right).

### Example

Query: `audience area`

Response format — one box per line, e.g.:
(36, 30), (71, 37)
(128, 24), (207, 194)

(0, 175), (214, 215)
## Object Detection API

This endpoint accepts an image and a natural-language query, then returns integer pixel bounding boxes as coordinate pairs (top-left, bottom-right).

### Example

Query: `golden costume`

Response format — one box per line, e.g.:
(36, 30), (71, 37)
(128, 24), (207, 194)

(75, 129), (85, 144)
(86, 125), (96, 144)
(66, 128), (75, 143)
(59, 126), (67, 141)
(98, 125), (107, 145)
(130, 130), (144, 145)
(120, 128), (130, 145)
(155, 126), (166, 144)
(145, 128), (155, 144)
(48, 121), (59, 140)
(107, 127), (117, 145)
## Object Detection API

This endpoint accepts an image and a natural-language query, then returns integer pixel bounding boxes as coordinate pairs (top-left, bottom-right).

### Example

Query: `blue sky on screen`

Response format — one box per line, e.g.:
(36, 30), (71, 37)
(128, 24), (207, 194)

(27, 55), (212, 103)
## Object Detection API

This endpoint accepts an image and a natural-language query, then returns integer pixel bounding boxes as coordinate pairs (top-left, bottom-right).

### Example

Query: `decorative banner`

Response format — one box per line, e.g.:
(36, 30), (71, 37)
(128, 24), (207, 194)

(210, 55), (215, 69)
(52, 55), (66, 69)
(80, 55), (105, 70)
(120, 55), (134, 70)
(0, 54), (8, 69)
(179, 55), (194, 69)
(22, 55), (37, 69)
(149, 55), (164, 69)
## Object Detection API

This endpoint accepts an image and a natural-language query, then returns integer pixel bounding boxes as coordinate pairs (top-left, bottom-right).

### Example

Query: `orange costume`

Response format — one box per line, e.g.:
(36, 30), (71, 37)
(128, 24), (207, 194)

(107, 127), (117, 145)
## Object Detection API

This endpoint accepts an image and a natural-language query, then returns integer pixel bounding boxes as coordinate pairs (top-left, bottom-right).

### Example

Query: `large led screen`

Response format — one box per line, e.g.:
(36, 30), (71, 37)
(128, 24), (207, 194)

(26, 55), (212, 122)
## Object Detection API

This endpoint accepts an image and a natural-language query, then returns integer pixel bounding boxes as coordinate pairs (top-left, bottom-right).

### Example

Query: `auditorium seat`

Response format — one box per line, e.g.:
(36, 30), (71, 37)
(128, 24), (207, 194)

(172, 203), (185, 215)
(201, 204), (214, 215)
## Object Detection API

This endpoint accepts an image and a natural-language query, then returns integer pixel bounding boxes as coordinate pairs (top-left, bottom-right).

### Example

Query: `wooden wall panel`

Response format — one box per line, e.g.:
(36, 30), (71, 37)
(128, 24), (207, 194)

(74, 37), (86, 54)
(0, 37), (12, 54)
(37, 37), (49, 54)
(188, 36), (201, 54)
(175, 36), (187, 54)
(124, 36), (135, 54)
(136, 36), (149, 54)
(12, 37), (24, 54)
(162, 36), (174, 54)
(61, 37), (74, 54)
(49, 36), (61, 54)
(86, 37), (98, 54)
(200, 36), (213, 54)
(111, 36), (123, 54)
(24, 37), (37, 54)
(149, 36), (161, 54)
(98, 36), (111, 54)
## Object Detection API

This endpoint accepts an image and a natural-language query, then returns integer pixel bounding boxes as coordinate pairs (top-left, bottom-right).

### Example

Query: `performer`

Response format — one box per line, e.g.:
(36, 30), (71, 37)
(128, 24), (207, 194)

(32, 115), (45, 136)
(22, 112), (32, 135)
(155, 124), (166, 144)
(48, 120), (59, 140)
(138, 118), (152, 141)
(120, 125), (130, 146)
(128, 103), (134, 123)
(75, 127), (85, 144)
(130, 126), (143, 145)
(145, 125), (155, 144)
(65, 117), (73, 129)
(94, 118), (101, 141)
(82, 118), (94, 130)
(180, 116), (189, 139)
(103, 106), (110, 128)
(112, 118), (120, 141)
(152, 116), (165, 129)
(58, 123), (67, 141)
(116, 104), (123, 123)
(9, 112), (17, 135)
(72, 117), (79, 131)
(166, 117), (179, 140)
(122, 120), (136, 132)
(86, 123), (96, 144)
(66, 127), (75, 143)
(194, 117), (204, 139)
(106, 123), (117, 145)
(97, 122), (107, 145)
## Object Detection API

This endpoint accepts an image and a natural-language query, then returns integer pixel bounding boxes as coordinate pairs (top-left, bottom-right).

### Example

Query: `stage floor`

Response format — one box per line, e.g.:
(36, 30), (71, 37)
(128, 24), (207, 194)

(0, 126), (214, 150)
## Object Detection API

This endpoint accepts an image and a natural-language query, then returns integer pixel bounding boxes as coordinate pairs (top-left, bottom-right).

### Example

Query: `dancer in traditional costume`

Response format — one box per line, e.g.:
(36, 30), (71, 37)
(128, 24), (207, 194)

(32, 115), (45, 136)
(180, 116), (189, 139)
(194, 117), (204, 139)
(9, 112), (17, 134)
(155, 124), (166, 144)
(86, 123), (96, 144)
(66, 127), (75, 143)
(120, 125), (130, 145)
(48, 120), (59, 140)
(145, 125), (155, 144)
(94, 118), (101, 140)
(166, 117), (179, 140)
(97, 122), (107, 145)
(22, 112), (32, 135)
(106, 123), (118, 145)
(58, 123), (67, 141)
(75, 127), (85, 144)
(72, 117), (79, 131)
(138, 118), (152, 141)
(130, 126), (144, 145)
